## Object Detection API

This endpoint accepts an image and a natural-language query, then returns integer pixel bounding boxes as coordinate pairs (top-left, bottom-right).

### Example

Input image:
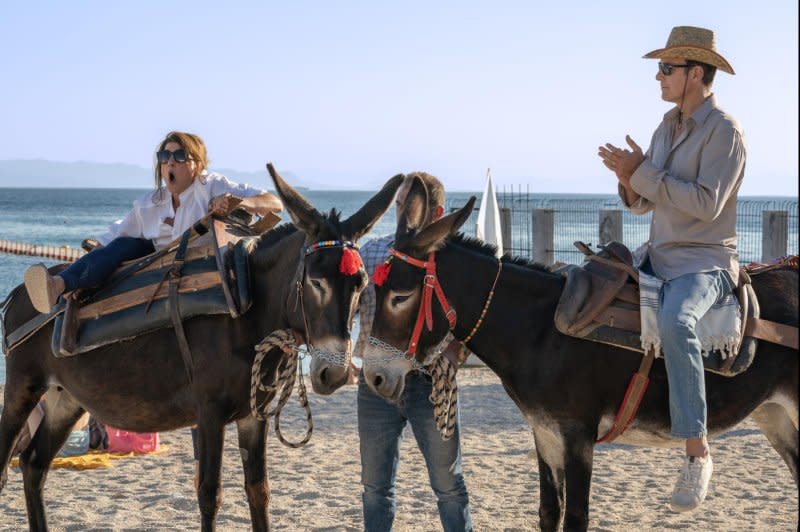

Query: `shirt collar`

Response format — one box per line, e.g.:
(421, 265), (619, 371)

(177, 170), (208, 203)
(663, 94), (716, 126)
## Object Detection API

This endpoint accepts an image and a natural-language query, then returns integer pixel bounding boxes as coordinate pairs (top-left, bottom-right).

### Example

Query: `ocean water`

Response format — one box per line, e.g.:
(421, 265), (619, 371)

(0, 187), (480, 383)
(1, 187), (797, 383)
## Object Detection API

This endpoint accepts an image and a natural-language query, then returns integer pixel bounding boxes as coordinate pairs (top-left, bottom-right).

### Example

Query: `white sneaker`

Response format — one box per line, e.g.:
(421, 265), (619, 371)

(670, 454), (713, 512)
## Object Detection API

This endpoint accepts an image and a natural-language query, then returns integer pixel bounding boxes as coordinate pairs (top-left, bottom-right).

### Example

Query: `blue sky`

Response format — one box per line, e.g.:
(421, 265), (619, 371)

(1, 1), (797, 194)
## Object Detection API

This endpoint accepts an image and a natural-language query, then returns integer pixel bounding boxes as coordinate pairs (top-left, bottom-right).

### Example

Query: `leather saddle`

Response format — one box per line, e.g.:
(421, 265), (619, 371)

(554, 241), (760, 377)
(48, 210), (280, 357)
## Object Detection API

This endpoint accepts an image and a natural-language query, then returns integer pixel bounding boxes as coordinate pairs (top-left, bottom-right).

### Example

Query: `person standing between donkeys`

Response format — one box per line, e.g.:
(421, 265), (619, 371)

(598, 26), (745, 512)
(24, 131), (282, 314)
(354, 172), (473, 532)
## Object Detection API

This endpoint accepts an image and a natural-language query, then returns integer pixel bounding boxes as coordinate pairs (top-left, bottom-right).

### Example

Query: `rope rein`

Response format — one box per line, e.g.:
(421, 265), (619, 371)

(250, 329), (313, 448)
(427, 354), (458, 440)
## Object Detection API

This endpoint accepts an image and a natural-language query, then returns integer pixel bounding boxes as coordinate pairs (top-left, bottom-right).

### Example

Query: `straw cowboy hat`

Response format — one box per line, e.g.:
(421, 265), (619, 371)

(643, 26), (735, 75)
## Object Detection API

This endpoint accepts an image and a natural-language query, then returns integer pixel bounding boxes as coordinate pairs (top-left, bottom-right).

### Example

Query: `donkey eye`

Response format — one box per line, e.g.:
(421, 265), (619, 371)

(392, 293), (411, 306)
(310, 279), (324, 290)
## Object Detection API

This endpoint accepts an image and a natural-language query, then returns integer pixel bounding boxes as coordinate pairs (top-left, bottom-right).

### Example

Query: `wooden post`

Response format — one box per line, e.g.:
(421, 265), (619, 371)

(500, 207), (512, 252)
(599, 209), (623, 246)
(762, 210), (788, 262)
(532, 209), (555, 265)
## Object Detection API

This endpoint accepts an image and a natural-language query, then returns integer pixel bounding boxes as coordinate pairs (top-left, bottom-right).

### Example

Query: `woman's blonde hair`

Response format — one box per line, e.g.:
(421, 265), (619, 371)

(153, 131), (209, 193)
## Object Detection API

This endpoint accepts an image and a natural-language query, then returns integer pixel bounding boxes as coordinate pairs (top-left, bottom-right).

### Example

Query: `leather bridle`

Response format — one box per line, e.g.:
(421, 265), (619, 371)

(296, 239), (365, 367)
(387, 247), (502, 358)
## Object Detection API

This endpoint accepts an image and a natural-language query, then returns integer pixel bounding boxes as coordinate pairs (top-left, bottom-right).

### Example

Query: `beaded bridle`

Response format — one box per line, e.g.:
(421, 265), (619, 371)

(297, 239), (365, 367)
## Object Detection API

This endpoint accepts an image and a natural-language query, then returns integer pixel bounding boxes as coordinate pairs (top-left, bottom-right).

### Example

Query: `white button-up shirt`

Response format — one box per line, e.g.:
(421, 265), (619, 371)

(98, 171), (266, 250)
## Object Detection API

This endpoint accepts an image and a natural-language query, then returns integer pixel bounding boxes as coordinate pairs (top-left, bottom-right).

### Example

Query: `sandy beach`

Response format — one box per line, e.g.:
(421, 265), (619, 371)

(0, 368), (796, 531)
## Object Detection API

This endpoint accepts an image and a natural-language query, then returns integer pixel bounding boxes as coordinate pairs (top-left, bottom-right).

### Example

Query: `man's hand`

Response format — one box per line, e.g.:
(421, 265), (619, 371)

(597, 135), (646, 186)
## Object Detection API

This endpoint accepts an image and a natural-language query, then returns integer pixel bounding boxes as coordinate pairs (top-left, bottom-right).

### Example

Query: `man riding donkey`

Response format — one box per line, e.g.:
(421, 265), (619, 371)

(599, 26), (745, 511)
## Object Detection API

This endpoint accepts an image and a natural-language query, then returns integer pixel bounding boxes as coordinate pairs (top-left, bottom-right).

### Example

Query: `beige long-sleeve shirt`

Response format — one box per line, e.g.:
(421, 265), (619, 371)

(620, 94), (746, 285)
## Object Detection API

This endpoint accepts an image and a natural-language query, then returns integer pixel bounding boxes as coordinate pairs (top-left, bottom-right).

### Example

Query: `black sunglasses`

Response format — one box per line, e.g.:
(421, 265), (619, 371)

(156, 148), (189, 164)
(658, 62), (691, 76)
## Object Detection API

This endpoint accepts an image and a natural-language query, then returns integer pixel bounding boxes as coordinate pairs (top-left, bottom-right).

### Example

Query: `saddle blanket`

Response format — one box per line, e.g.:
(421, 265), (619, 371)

(639, 270), (741, 359)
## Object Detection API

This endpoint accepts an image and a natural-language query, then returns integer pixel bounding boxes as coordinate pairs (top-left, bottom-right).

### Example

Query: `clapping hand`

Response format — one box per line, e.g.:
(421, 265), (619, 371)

(598, 135), (645, 186)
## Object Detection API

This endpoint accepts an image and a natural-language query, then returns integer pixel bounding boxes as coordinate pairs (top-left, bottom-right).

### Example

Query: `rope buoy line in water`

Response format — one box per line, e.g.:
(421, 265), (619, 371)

(0, 239), (85, 262)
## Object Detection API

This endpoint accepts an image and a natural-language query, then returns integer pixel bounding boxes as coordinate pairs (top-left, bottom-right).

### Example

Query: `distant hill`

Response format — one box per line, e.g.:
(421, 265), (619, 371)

(0, 159), (316, 190)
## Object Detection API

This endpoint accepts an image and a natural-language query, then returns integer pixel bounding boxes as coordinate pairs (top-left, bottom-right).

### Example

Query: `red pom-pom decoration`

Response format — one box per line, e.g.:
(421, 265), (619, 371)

(372, 262), (392, 286)
(339, 247), (363, 276)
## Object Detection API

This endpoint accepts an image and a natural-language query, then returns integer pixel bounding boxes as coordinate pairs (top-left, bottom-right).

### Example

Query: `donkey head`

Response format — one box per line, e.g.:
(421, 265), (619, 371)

(267, 164), (403, 394)
(363, 197), (475, 402)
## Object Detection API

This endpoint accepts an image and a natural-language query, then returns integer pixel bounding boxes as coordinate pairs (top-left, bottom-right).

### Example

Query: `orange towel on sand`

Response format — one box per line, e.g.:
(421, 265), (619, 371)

(11, 446), (169, 470)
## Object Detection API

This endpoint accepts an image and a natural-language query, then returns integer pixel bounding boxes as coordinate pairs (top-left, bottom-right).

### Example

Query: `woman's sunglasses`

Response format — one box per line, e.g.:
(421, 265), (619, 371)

(658, 62), (691, 76)
(156, 148), (189, 164)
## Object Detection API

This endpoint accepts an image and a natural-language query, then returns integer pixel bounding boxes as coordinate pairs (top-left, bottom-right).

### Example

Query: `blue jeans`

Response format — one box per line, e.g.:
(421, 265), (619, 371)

(59, 237), (155, 292)
(657, 269), (735, 438)
(358, 371), (472, 532)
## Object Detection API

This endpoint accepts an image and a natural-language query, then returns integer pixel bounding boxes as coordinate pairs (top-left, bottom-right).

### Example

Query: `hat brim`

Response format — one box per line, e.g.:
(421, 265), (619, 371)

(643, 45), (735, 75)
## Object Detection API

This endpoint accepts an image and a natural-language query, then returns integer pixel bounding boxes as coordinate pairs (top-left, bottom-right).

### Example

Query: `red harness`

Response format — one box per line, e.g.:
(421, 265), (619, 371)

(389, 249), (457, 357)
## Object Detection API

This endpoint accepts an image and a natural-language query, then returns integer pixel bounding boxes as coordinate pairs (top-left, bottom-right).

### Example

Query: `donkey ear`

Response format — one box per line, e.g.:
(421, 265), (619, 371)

(412, 196), (476, 254)
(343, 173), (405, 241)
(396, 175), (429, 237)
(267, 163), (324, 235)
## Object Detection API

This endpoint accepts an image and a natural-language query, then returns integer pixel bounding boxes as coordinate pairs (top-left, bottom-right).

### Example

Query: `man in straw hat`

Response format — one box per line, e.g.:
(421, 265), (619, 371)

(598, 26), (746, 512)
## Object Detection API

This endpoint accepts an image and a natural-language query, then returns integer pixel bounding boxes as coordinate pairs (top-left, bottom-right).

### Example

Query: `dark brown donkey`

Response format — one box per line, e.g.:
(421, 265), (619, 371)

(0, 166), (403, 532)
(362, 198), (798, 531)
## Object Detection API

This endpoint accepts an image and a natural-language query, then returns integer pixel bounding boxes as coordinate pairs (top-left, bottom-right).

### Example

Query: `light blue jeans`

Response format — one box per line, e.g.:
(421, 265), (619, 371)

(358, 371), (473, 532)
(656, 269), (735, 438)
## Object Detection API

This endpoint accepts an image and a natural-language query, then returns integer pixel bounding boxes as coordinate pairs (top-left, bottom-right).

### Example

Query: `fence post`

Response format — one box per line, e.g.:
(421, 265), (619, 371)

(762, 210), (788, 262)
(500, 207), (512, 253)
(532, 209), (554, 265)
(599, 209), (623, 246)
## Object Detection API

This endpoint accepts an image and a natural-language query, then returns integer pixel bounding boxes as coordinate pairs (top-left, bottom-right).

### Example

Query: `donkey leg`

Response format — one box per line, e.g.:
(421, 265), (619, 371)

(750, 402), (799, 485)
(561, 429), (595, 531)
(235, 415), (270, 532)
(532, 427), (566, 532)
(18, 388), (85, 532)
(195, 418), (226, 532)
(0, 379), (46, 494)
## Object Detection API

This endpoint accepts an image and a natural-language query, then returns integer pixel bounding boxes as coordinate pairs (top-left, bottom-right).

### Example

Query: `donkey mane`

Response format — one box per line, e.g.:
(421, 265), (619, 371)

(447, 233), (551, 274)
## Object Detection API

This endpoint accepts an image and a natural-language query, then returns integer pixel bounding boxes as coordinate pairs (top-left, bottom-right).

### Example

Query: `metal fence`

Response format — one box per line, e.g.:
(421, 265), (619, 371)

(448, 190), (798, 265)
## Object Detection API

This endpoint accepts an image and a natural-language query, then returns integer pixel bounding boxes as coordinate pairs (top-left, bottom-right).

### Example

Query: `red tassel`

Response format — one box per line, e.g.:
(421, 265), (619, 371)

(339, 247), (363, 276)
(372, 262), (392, 286)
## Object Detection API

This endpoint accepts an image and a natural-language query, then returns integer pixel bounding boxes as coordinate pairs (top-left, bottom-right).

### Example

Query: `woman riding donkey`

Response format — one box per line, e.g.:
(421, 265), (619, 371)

(24, 130), (282, 314)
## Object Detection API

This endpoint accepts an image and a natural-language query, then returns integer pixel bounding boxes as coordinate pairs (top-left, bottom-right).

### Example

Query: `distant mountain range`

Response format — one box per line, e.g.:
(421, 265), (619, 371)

(0, 159), (321, 190)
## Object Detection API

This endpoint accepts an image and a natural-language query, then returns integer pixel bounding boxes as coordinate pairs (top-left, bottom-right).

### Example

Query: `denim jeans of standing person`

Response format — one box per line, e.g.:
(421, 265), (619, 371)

(358, 371), (472, 532)
(59, 237), (155, 292)
(656, 268), (735, 438)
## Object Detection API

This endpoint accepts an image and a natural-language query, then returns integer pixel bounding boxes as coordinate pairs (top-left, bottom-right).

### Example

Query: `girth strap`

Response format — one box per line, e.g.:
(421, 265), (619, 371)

(168, 230), (195, 384)
(597, 347), (656, 443)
